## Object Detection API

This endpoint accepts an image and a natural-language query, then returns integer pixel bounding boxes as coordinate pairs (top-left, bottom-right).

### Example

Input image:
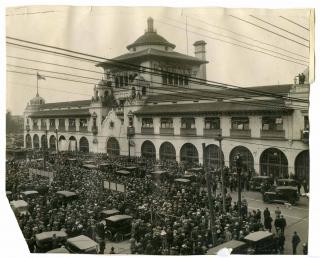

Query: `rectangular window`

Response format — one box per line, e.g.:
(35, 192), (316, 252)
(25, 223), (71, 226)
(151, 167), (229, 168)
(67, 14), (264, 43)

(184, 76), (189, 86)
(231, 117), (249, 130)
(59, 119), (65, 128)
(160, 118), (173, 128)
(262, 116), (283, 131)
(162, 73), (168, 85)
(80, 118), (88, 127)
(142, 118), (153, 128)
(205, 117), (220, 129)
(174, 74), (179, 85)
(304, 116), (309, 130)
(33, 119), (38, 127)
(181, 117), (195, 129)
(69, 118), (76, 127)
(168, 74), (173, 85)
(49, 119), (55, 127)
(41, 119), (47, 127)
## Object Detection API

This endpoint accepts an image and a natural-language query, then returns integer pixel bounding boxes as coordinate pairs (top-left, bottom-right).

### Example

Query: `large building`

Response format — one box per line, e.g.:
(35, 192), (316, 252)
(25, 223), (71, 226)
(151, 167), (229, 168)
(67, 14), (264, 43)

(23, 18), (309, 180)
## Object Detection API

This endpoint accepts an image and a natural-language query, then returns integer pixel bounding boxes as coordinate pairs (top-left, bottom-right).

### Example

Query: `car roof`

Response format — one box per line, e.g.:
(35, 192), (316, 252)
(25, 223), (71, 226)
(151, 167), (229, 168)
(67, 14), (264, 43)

(36, 231), (68, 241)
(66, 235), (97, 250)
(207, 240), (246, 254)
(56, 191), (77, 197)
(101, 209), (120, 215)
(277, 178), (296, 182)
(21, 190), (39, 195)
(252, 176), (271, 179)
(106, 214), (133, 222)
(174, 178), (191, 183)
(46, 247), (70, 253)
(116, 170), (131, 175)
(10, 200), (28, 208)
(244, 231), (273, 242)
(276, 186), (298, 190)
(151, 170), (168, 174)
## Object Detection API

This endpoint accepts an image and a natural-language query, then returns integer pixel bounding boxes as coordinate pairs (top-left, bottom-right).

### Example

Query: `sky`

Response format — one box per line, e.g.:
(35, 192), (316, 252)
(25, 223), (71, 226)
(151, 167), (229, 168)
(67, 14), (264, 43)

(6, 6), (313, 115)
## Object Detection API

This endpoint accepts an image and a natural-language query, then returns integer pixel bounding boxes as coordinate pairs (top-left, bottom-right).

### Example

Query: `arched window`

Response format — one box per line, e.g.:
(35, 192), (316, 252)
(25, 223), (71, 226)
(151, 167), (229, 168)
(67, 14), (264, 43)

(204, 144), (224, 169)
(160, 142), (176, 161)
(229, 146), (254, 174)
(141, 140), (156, 160)
(180, 143), (199, 164)
(40, 135), (47, 149)
(79, 137), (89, 153)
(260, 148), (288, 178)
(106, 137), (120, 156)
(69, 136), (77, 152)
(25, 134), (32, 148)
(33, 134), (40, 149)
(295, 150), (309, 181)
(49, 135), (56, 150)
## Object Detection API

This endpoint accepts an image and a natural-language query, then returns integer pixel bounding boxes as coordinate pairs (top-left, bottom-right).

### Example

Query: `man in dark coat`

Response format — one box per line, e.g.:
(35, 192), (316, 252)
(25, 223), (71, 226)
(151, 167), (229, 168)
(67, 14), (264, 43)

(264, 215), (273, 232)
(292, 231), (301, 254)
(278, 232), (285, 254)
(263, 207), (270, 220)
(279, 215), (287, 234)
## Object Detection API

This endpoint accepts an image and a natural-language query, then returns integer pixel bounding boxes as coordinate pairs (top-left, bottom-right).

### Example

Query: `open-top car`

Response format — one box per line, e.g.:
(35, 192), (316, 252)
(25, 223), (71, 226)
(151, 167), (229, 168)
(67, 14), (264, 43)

(105, 214), (133, 242)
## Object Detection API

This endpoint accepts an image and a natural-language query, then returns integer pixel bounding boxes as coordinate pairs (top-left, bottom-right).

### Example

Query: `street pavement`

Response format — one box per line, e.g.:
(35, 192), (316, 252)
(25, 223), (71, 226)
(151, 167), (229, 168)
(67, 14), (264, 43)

(229, 190), (309, 255)
(103, 190), (309, 255)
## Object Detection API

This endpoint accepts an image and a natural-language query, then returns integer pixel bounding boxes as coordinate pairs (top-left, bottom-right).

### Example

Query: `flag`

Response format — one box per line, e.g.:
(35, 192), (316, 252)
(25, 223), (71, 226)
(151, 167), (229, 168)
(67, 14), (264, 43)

(37, 72), (46, 80)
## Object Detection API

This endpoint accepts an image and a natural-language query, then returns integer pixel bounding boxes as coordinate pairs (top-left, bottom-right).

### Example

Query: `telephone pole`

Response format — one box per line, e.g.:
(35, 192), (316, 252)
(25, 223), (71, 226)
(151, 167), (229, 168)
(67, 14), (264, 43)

(216, 134), (226, 213)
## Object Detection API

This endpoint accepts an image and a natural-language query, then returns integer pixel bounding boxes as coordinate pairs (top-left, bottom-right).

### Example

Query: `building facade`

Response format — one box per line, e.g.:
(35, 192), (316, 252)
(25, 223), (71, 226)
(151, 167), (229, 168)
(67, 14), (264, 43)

(23, 18), (309, 180)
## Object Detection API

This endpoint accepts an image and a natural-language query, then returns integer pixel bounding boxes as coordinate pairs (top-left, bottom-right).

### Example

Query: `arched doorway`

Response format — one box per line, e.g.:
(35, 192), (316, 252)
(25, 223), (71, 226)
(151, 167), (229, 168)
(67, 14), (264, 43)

(180, 143), (199, 164)
(79, 137), (89, 153)
(25, 134), (32, 148)
(141, 140), (156, 160)
(295, 150), (309, 181)
(106, 137), (120, 156)
(69, 136), (77, 152)
(58, 135), (67, 151)
(160, 142), (176, 161)
(49, 135), (56, 151)
(41, 135), (48, 149)
(33, 134), (40, 149)
(260, 148), (288, 178)
(204, 144), (224, 169)
(230, 146), (254, 174)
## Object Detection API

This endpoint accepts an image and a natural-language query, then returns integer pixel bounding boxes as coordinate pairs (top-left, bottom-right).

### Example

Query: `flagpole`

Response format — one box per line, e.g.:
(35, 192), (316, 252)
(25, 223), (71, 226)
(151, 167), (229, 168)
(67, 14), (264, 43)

(36, 72), (39, 96)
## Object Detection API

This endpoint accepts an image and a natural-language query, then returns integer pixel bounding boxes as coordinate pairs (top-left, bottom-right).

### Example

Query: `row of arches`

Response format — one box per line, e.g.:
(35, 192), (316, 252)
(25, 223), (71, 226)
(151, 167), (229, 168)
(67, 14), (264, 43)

(25, 134), (90, 153)
(140, 140), (309, 180)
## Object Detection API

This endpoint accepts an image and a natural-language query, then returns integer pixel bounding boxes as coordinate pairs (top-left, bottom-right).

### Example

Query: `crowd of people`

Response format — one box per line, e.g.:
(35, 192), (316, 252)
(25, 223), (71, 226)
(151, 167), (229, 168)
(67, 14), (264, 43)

(6, 151), (307, 255)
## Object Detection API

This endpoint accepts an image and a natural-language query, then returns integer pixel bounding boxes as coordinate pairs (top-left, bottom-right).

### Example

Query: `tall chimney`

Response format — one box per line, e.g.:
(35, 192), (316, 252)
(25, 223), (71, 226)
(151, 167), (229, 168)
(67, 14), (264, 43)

(193, 40), (207, 80)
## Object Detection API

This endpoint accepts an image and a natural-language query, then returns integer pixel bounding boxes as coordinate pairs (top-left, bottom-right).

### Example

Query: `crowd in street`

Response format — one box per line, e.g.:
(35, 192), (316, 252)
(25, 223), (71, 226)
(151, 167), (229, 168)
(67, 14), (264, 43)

(6, 151), (307, 255)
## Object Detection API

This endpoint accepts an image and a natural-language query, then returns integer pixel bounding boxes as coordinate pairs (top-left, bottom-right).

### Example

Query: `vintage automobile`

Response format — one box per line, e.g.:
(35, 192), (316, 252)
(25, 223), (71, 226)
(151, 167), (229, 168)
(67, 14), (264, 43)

(20, 190), (39, 200)
(35, 231), (68, 253)
(206, 240), (247, 255)
(244, 231), (277, 254)
(249, 176), (274, 191)
(56, 191), (78, 203)
(65, 235), (98, 254)
(262, 186), (299, 205)
(100, 209), (120, 219)
(10, 200), (29, 216)
(276, 178), (298, 187)
(105, 214), (133, 242)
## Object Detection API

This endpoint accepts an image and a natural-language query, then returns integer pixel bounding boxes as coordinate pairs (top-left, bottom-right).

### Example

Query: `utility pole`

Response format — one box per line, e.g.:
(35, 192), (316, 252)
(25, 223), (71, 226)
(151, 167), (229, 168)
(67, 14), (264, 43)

(202, 143), (215, 246)
(55, 129), (59, 154)
(235, 153), (243, 220)
(43, 129), (48, 170)
(216, 134), (226, 213)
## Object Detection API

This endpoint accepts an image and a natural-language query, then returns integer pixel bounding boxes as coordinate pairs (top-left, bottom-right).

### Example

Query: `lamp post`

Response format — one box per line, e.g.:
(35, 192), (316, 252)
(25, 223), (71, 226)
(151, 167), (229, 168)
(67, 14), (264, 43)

(202, 143), (215, 246)
(55, 129), (59, 153)
(43, 129), (48, 170)
(235, 153), (243, 220)
(215, 134), (226, 213)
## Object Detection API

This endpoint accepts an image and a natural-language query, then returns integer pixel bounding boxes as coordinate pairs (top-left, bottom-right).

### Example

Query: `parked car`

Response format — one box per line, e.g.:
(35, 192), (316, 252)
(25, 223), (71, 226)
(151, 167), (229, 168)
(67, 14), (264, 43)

(100, 209), (120, 220)
(244, 231), (277, 254)
(249, 176), (273, 191)
(35, 231), (68, 253)
(262, 186), (299, 205)
(65, 235), (98, 254)
(206, 240), (247, 255)
(105, 214), (133, 242)
(20, 190), (39, 200)
(10, 200), (29, 216)
(276, 178), (298, 187)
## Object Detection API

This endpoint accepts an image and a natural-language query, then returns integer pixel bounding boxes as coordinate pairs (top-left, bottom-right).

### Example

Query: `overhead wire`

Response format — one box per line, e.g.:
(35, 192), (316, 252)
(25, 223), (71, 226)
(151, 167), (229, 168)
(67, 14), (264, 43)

(279, 16), (310, 31)
(6, 37), (309, 104)
(229, 15), (309, 48)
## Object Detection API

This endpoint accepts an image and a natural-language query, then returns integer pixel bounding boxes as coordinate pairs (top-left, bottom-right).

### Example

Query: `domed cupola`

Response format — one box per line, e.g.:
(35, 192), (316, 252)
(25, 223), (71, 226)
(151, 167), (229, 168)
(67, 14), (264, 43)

(29, 93), (45, 106)
(126, 17), (176, 51)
